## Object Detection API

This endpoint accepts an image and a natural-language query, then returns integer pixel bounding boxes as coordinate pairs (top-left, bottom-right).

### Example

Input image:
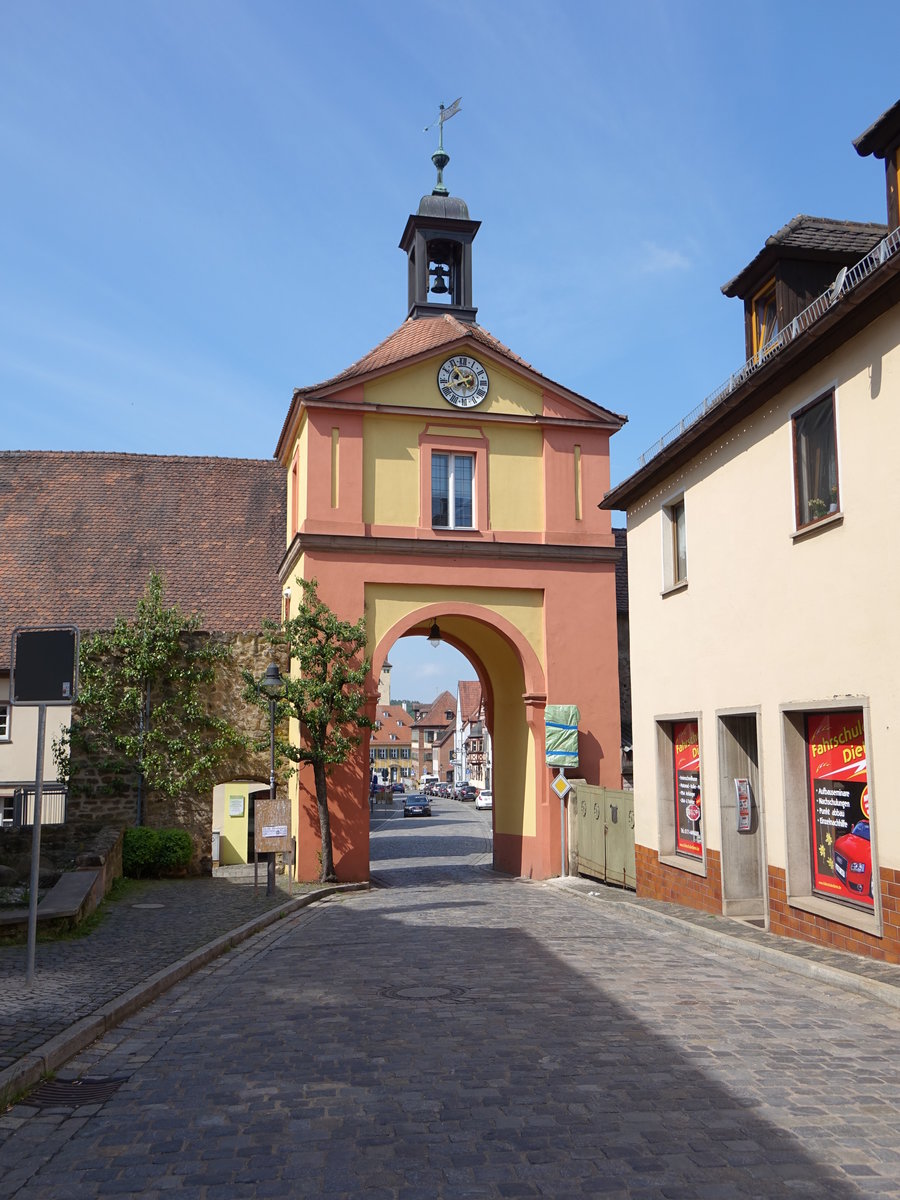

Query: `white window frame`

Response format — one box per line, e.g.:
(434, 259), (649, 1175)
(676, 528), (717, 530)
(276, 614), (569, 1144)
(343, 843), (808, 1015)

(661, 494), (688, 595)
(432, 452), (475, 530)
(0, 702), (9, 741)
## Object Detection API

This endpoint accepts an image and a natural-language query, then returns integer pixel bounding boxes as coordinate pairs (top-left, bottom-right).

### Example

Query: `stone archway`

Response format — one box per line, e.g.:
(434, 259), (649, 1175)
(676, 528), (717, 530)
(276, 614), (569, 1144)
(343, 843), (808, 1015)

(372, 603), (551, 879)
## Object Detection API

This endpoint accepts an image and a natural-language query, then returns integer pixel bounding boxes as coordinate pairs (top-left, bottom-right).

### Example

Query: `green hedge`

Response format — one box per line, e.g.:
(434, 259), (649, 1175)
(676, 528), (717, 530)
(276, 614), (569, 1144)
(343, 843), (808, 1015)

(123, 827), (192, 878)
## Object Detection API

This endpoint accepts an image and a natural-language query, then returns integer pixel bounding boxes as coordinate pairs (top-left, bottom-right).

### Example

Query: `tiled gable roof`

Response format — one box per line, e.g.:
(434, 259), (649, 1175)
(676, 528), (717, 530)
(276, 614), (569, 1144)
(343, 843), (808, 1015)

(299, 314), (533, 394)
(277, 315), (625, 456)
(412, 690), (456, 728)
(0, 451), (285, 671)
(457, 680), (482, 723)
(722, 216), (888, 298)
(371, 704), (414, 746)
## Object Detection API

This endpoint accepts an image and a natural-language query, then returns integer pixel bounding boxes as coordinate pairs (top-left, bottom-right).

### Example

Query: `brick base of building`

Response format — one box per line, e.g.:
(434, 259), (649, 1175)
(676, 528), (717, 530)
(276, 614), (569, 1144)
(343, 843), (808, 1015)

(636, 843), (900, 964)
(767, 864), (900, 963)
(635, 844), (722, 913)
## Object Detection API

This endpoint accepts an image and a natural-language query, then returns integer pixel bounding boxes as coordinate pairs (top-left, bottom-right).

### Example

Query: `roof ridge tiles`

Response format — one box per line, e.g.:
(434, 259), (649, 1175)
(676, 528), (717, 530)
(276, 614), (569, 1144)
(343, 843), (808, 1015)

(0, 449), (278, 466)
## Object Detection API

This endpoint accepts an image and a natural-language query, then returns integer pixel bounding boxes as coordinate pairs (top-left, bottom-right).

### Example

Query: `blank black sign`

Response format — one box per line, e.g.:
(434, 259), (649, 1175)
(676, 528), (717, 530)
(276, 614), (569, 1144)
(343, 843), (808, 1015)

(11, 627), (79, 705)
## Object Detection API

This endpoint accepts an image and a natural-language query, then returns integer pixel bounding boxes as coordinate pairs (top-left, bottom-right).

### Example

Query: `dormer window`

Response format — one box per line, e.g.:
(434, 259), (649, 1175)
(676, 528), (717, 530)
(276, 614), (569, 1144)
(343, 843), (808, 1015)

(752, 280), (778, 359)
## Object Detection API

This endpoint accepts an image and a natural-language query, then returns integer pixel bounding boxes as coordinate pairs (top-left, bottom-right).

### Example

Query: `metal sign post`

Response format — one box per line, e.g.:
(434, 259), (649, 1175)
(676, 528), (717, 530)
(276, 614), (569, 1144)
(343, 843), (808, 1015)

(10, 627), (79, 987)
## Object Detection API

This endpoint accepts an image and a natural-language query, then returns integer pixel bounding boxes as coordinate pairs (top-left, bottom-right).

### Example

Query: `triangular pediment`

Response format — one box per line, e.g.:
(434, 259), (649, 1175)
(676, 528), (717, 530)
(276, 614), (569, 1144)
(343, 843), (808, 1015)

(276, 316), (624, 458)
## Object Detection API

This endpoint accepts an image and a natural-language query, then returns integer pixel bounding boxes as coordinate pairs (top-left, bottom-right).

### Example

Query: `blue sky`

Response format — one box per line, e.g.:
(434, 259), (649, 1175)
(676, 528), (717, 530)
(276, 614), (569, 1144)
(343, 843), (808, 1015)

(3, 0), (898, 699)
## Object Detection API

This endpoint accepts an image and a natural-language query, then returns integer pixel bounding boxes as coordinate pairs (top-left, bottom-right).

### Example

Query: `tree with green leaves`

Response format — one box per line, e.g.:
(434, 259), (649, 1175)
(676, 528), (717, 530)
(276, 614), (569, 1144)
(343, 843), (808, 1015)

(244, 577), (371, 883)
(56, 571), (244, 821)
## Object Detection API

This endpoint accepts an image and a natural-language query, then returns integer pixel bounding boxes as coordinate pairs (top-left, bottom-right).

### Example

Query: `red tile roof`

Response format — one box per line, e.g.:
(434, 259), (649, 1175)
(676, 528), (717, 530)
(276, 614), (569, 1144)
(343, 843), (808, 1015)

(371, 704), (414, 747)
(305, 314), (533, 390)
(277, 314), (625, 456)
(457, 680), (482, 723)
(0, 451), (285, 670)
(411, 690), (457, 728)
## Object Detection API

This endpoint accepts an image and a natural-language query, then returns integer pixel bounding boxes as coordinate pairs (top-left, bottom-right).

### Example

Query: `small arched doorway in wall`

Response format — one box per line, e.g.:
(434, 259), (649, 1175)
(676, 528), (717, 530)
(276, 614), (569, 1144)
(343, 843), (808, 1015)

(373, 603), (549, 879)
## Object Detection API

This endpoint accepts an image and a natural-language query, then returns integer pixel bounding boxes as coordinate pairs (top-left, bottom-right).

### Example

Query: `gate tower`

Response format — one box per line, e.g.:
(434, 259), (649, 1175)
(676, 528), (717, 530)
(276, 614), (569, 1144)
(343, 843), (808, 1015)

(275, 131), (626, 881)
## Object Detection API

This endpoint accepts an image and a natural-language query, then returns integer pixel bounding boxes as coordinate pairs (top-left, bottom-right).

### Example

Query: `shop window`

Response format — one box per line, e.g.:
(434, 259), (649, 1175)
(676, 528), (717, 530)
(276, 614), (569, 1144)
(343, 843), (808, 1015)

(805, 710), (872, 909)
(654, 716), (706, 874)
(662, 496), (687, 592)
(781, 703), (879, 935)
(751, 279), (778, 359)
(432, 452), (474, 529)
(0, 703), (8, 741)
(672, 720), (703, 859)
(793, 391), (838, 528)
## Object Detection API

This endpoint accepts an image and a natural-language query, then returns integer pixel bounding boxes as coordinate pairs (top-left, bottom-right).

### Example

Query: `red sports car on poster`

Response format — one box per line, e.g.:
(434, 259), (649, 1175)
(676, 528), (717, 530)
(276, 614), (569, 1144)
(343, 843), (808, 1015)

(833, 820), (873, 899)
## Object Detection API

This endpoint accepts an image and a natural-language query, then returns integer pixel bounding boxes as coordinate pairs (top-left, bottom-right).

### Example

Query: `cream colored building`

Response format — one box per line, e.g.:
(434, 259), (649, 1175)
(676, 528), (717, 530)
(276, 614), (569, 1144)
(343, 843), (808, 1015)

(603, 98), (900, 963)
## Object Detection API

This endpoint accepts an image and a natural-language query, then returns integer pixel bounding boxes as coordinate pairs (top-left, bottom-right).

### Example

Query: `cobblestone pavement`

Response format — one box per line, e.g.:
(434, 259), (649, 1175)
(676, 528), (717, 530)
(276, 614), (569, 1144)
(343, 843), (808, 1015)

(0, 871), (305, 1073)
(2, 800), (900, 1198)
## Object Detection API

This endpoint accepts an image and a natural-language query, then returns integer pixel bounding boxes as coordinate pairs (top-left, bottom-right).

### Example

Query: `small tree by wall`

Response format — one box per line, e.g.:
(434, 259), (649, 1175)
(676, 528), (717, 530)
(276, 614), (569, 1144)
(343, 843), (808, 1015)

(56, 572), (246, 829)
(244, 578), (371, 882)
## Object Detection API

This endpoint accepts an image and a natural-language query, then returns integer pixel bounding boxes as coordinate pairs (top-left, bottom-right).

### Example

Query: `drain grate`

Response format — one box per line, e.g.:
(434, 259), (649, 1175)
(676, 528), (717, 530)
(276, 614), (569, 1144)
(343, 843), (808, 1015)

(26, 1077), (127, 1108)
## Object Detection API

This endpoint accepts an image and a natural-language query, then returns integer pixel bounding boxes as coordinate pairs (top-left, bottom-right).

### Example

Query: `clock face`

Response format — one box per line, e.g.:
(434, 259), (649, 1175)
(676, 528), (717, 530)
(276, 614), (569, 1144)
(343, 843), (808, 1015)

(437, 356), (489, 408)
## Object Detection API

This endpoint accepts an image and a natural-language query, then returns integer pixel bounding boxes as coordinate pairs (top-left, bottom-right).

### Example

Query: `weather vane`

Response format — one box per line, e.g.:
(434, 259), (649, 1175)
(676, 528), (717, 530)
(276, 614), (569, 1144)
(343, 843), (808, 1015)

(423, 98), (461, 197)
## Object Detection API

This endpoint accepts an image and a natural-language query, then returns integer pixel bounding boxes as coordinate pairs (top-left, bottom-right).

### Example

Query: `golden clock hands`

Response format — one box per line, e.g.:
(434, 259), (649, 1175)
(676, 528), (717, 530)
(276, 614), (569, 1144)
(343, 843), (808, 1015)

(451, 367), (475, 389)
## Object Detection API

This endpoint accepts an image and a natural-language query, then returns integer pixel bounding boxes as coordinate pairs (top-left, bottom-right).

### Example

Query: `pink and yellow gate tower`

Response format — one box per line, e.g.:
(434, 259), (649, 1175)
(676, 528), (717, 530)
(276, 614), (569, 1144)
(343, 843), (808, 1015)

(275, 136), (625, 882)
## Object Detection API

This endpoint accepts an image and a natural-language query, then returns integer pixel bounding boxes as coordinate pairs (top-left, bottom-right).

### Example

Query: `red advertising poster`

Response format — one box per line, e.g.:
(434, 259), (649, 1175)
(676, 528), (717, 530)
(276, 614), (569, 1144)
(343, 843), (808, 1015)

(806, 710), (873, 908)
(673, 720), (702, 858)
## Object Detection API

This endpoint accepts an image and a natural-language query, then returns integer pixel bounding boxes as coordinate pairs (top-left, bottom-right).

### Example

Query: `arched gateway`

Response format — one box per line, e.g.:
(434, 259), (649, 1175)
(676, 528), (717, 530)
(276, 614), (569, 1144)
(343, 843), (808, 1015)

(274, 141), (625, 882)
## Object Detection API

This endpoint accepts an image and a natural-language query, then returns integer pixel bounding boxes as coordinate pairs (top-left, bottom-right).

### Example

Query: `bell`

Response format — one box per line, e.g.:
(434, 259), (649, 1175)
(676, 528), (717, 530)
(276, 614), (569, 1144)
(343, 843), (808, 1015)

(430, 264), (449, 294)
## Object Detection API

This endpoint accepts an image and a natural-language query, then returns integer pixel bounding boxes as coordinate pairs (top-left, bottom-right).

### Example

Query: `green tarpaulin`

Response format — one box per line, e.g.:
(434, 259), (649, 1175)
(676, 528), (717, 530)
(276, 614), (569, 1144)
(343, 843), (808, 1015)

(545, 704), (579, 767)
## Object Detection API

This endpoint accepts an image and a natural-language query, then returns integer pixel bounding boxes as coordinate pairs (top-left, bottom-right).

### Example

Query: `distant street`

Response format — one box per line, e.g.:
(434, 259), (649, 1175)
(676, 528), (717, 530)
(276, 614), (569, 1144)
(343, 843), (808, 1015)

(2, 795), (900, 1198)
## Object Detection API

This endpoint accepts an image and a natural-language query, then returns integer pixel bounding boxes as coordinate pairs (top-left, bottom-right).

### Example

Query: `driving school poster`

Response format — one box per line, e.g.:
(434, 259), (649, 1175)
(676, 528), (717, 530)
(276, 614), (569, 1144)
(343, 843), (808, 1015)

(674, 720), (702, 858)
(806, 710), (873, 908)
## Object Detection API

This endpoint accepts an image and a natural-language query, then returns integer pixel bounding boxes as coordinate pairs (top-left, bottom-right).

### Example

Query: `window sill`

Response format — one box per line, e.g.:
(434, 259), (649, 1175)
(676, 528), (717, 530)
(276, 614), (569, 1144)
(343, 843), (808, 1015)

(660, 580), (689, 598)
(788, 892), (881, 938)
(791, 510), (843, 542)
(431, 526), (478, 535)
(658, 851), (706, 878)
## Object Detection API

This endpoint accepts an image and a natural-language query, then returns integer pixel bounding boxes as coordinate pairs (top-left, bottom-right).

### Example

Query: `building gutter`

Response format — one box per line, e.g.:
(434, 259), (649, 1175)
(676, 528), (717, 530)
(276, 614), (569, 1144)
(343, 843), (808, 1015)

(601, 252), (900, 512)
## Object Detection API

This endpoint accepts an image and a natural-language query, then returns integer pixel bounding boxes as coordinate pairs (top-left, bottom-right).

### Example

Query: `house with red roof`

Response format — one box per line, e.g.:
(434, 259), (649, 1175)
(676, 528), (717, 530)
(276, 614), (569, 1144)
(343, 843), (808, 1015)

(410, 690), (456, 783)
(0, 451), (285, 842)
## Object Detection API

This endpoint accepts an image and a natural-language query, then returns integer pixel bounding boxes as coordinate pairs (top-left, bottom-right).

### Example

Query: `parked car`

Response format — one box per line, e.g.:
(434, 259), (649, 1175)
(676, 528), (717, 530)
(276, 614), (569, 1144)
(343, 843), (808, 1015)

(475, 790), (493, 810)
(833, 819), (872, 898)
(456, 785), (478, 802)
(391, 782), (405, 794)
(403, 793), (432, 818)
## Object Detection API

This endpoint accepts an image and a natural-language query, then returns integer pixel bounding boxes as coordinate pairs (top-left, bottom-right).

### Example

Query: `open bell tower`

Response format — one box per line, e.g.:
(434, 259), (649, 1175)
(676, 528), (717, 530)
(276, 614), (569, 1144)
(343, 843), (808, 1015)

(399, 103), (480, 323)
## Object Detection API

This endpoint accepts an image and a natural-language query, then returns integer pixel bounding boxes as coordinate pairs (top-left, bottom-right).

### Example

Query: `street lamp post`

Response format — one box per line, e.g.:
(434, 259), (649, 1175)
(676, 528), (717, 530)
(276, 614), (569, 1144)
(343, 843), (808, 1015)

(258, 662), (285, 897)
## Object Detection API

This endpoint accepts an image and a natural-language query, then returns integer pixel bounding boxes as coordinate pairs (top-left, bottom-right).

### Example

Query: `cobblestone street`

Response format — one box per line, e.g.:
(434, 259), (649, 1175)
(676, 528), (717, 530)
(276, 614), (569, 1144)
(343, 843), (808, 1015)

(2, 798), (900, 1197)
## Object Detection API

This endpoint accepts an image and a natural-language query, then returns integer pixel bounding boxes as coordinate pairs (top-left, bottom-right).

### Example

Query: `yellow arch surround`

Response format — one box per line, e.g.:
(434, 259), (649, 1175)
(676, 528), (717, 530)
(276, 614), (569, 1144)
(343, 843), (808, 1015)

(373, 602), (547, 843)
